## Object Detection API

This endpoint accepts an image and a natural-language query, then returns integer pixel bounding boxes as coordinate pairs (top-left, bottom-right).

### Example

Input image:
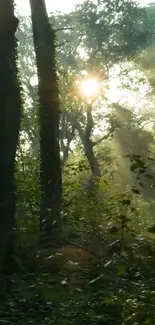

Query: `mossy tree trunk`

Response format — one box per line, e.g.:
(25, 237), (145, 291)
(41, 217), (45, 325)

(29, 0), (62, 239)
(0, 0), (21, 274)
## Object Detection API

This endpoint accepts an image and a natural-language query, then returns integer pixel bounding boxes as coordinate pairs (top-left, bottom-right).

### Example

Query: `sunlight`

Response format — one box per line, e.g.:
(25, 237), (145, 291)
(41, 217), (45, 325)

(15, 0), (155, 17)
(15, 0), (84, 16)
(80, 78), (100, 99)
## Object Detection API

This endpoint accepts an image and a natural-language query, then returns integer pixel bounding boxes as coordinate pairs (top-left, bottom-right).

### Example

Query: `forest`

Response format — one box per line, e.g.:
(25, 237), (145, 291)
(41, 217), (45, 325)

(1, 0), (155, 324)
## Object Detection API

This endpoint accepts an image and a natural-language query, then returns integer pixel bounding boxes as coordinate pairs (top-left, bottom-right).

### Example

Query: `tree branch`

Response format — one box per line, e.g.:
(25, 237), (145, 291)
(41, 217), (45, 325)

(55, 27), (74, 32)
(56, 40), (71, 48)
(92, 129), (114, 147)
(85, 103), (94, 140)
(72, 30), (89, 54)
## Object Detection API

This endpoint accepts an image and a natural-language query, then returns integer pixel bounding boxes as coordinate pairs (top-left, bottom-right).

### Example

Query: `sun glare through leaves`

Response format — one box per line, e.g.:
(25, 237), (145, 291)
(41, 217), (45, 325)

(79, 78), (100, 99)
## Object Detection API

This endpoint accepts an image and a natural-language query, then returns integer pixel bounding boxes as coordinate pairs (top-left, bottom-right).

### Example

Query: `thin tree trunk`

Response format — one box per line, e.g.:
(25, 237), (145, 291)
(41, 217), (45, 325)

(84, 139), (101, 178)
(75, 102), (101, 179)
(29, 0), (62, 237)
(0, 0), (21, 274)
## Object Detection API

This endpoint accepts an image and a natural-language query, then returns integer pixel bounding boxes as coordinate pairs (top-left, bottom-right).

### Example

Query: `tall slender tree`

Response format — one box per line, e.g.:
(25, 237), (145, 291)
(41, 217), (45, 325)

(0, 0), (21, 273)
(29, 0), (62, 238)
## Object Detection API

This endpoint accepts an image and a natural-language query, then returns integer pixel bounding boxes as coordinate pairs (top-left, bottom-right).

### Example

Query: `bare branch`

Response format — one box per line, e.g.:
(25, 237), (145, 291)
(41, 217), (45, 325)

(72, 30), (89, 54)
(56, 40), (71, 48)
(92, 129), (114, 147)
(55, 27), (74, 32)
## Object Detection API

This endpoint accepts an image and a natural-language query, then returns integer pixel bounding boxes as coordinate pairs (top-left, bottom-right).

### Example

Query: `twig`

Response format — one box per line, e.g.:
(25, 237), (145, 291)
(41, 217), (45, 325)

(56, 40), (71, 48)
(92, 129), (114, 147)
(55, 27), (74, 32)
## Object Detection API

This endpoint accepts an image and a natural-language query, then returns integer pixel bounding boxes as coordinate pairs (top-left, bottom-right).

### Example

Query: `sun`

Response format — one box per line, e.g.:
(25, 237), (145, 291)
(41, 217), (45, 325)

(80, 78), (100, 99)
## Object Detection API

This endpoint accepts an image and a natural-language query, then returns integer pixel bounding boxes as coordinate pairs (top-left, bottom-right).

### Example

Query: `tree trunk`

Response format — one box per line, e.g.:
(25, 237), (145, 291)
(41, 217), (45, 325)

(29, 0), (62, 237)
(84, 138), (101, 178)
(0, 0), (21, 274)
(76, 102), (101, 179)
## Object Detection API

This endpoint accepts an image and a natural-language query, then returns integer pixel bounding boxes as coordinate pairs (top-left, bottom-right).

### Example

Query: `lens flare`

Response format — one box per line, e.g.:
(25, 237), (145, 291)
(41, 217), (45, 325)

(80, 78), (100, 98)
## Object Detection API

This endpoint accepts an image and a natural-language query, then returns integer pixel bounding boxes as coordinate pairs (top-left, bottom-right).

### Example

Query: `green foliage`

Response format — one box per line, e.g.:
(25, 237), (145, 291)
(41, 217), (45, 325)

(75, 0), (150, 69)
(15, 154), (40, 219)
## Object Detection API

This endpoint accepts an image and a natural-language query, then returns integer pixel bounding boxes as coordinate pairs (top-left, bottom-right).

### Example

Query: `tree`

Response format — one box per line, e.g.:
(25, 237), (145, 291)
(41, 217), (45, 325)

(75, 101), (102, 178)
(75, 0), (150, 70)
(29, 0), (62, 238)
(0, 0), (21, 274)
(139, 3), (155, 89)
(17, 16), (39, 156)
(17, 0), (152, 184)
(56, 0), (150, 180)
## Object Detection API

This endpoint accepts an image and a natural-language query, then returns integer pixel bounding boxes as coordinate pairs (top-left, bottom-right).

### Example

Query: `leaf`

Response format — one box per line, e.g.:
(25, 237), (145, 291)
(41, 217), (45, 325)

(148, 157), (155, 161)
(119, 215), (130, 224)
(131, 153), (147, 166)
(104, 260), (112, 268)
(130, 163), (139, 172)
(145, 174), (154, 180)
(61, 278), (68, 285)
(139, 182), (145, 188)
(139, 168), (145, 174)
(132, 154), (141, 159)
(46, 254), (54, 260)
(122, 199), (131, 206)
(130, 161), (145, 172)
(108, 240), (120, 248)
(29, 284), (36, 288)
(76, 288), (83, 292)
(148, 225), (155, 233)
(67, 260), (75, 265)
(116, 264), (127, 276)
(132, 188), (140, 194)
(119, 214), (127, 221)
(89, 274), (104, 284)
(109, 226), (119, 234)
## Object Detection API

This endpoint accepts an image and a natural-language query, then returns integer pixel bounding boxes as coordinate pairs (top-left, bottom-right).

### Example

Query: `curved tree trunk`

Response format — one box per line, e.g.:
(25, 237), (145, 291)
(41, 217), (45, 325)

(84, 139), (101, 178)
(0, 0), (21, 274)
(29, 0), (62, 238)
(75, 102), (101, 179)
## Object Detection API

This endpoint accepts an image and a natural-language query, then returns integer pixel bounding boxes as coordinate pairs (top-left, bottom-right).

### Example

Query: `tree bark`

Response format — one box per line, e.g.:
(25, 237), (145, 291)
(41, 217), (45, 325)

(84, 138), (101, 178)
(0, 0), (21, 274)
(75, 103), (101, 179)
(29, 0), (62, 236)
